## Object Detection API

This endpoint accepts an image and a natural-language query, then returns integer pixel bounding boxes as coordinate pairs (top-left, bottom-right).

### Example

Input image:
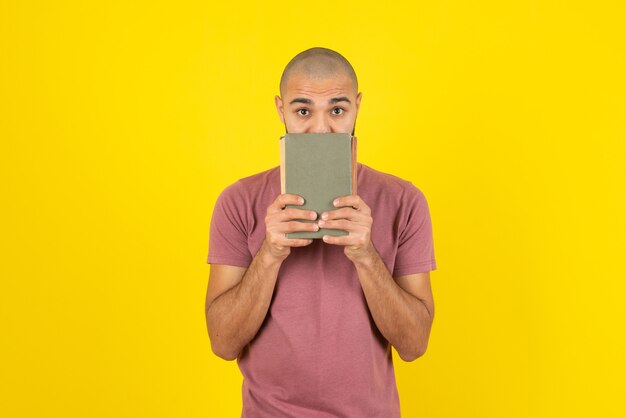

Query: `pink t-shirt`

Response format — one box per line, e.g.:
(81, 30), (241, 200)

(208, 163), (436, 417)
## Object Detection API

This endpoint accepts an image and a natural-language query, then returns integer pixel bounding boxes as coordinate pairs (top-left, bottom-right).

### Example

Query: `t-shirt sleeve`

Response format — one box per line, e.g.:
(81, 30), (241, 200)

(392, 185), (437, 277)
(207, 182), (253, 268)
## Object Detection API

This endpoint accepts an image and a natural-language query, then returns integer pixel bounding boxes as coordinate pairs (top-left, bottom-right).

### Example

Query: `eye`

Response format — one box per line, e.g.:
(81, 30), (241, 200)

(331, 107), (344, 115)
(297, 109), (310, 116)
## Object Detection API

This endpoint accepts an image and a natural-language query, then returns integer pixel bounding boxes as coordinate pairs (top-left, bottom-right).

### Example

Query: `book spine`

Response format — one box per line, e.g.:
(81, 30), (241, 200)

(280, 135), (286, 194)
(352, 136), (358, 195)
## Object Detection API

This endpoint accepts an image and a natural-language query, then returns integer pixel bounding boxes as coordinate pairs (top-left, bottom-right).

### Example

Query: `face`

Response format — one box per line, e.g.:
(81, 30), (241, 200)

(275, 72), (362, 134)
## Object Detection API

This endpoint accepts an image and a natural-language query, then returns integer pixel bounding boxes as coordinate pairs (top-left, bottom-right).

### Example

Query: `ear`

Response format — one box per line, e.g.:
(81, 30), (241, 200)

(274, 95), (285, 124)
(355, 92), (362, 112)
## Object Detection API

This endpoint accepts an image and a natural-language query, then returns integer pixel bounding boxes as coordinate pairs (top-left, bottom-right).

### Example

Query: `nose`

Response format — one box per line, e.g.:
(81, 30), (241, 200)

(309, 114), (331, 133)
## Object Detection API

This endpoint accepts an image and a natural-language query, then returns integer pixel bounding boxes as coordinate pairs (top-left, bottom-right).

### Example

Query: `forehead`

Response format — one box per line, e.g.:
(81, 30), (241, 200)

(283, 72), (356, 100)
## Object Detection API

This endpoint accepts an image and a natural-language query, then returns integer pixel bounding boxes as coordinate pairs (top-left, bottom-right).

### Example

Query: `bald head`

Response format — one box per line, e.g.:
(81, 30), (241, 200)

(279, 47), (358, 96)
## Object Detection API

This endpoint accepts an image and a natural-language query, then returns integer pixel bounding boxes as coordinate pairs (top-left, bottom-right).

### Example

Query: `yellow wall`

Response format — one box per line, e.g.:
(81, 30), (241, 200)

(2, 1), (625, 417)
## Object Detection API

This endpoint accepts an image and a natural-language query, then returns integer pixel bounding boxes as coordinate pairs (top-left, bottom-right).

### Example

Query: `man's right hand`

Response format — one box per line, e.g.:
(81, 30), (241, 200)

(264, 194), (318, 260)
(207, 193), (317, 360)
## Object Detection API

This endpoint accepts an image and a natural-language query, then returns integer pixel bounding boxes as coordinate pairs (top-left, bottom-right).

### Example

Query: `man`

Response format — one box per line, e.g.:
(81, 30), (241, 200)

(206, 47), (437, 417)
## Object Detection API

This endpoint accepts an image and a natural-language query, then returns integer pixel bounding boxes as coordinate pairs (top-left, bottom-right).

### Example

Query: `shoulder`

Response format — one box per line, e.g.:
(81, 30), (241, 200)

(212, 166), (280, 228)
(237, 166), (280, 188)
(218, 166), (280, 203)
(358, 163), (425, 203)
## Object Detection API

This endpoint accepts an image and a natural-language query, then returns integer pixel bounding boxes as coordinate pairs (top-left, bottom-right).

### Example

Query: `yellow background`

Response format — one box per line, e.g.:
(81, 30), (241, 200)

(2, 1), (625, 417)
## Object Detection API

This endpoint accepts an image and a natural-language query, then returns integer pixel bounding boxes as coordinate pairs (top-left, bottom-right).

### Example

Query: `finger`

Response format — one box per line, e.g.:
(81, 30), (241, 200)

(317, 219), (354, 231)
(322, 233), (371, 249)
(268, 194), (305, 213)
(332, 195), (366, 210)
(280, 220), (320, 234)
(321, 210), (373, 230)
(275, 208), (318, 222)
(269, 220), (319, 237)
(320, 207), (360, 221)
(273, 224), (317, 246)
(283, 238), (314, 247)
(321, 234), (351, 246)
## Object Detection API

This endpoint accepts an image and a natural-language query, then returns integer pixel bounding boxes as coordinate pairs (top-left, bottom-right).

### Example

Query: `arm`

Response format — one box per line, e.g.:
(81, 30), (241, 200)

(205, 194), (319, 360)
(319, 195), (435, 361)
(205, 244), (281, 361)
(352, 254), (434, 361)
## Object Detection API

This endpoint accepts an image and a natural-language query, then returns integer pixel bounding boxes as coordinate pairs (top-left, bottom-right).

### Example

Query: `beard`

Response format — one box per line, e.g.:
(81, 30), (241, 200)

(283, 122), (357, 137)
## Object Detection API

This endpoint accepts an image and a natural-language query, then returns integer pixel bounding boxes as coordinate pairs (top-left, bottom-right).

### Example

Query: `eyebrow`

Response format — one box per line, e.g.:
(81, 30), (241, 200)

(289, 98), (313, 105)
(329, 96), (351, 104)
(288, 96), (352, 105)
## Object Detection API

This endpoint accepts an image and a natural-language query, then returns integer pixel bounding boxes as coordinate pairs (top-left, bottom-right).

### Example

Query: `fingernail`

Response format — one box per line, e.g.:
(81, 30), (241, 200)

(299, 197), (304, 204)
(313, 224), (319, 231)
(321, 212), (328, 220)
(318, 220), (325, 226)
(310, 211), (317, 219)
(333, 199), (339, 206)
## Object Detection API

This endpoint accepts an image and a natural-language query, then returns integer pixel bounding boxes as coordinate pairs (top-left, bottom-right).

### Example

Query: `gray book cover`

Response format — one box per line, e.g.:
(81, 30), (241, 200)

(280, 133), (357, 239)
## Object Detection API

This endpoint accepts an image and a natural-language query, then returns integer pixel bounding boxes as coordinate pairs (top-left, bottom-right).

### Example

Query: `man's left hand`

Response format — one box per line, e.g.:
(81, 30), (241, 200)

(318, 195), (375, 263)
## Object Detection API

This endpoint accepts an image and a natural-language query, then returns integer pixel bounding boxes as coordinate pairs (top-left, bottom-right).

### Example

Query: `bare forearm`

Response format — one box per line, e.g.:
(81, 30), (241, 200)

(206, 242), (282, 360)
(353, 249), (433, 361)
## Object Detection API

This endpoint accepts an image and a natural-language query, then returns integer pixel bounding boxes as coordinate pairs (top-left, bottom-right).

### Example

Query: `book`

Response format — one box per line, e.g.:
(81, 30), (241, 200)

(280, 133), (358, 239)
